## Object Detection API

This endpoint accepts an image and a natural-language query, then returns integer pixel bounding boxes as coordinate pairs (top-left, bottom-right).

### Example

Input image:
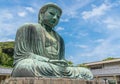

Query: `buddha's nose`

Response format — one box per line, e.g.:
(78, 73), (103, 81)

(52, 15), (57, 22)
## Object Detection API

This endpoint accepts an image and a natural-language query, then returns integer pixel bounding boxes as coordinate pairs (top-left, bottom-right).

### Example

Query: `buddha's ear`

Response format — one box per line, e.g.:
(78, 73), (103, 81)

(38, 13), (44, 24)
(38, 7), (46, 24)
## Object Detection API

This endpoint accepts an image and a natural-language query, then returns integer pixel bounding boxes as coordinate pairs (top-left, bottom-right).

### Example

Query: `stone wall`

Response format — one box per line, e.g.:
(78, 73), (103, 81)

(1, 77), (107, 84)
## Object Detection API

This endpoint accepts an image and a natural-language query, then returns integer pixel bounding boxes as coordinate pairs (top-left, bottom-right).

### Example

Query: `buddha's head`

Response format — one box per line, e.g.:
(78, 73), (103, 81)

(38, 3), (62, 28)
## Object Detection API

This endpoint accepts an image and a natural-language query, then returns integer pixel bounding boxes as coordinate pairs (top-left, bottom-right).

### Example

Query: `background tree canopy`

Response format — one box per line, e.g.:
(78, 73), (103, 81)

(0, 41), (14, 67)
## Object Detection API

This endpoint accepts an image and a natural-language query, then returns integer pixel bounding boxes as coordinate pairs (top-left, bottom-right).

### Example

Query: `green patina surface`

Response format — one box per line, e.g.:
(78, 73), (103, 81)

(11, 3), (93, 80)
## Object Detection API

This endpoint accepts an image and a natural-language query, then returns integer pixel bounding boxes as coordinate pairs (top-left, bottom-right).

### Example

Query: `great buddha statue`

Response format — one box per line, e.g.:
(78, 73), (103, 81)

(11, 3), (93, 80)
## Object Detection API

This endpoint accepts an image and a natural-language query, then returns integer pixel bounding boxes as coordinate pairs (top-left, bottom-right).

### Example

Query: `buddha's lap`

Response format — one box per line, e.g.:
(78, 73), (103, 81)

(13, 58), (64, 72)
(12, 58), (93, 79)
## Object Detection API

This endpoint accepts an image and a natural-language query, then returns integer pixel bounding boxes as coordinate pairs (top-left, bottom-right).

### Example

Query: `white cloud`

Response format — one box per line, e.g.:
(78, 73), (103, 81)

(61, 0), (92, 19)
(77, 32), (88, 37)
(80, 0), (120, 60)
(18, 11), (27, 17)
(0, 10), (17, 36)
(75, 44), (88, 49)
(103, 17), (120, 30)
(70, 32), (88, 39)
(82, 3), (110, 20)
(94, 39), (105, 43)
(0, 38), (14, 42)
(4, 13), (13, 19)
(66, 55), (74, 62)
(82, 0), (120, 21)
(60, 18), (69, 22)
(0, 8), (32, 42)
(0, 23), (17, 35)
(25, 7), (35, 13)
(71, 26), (120, 63)
(0, 10), (13, 20)
(56, 27), (64, 31)
(80, 36), (120, 59)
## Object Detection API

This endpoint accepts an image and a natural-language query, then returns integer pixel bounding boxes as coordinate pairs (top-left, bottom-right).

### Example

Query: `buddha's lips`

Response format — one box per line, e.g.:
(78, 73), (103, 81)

(51, 20), (56, 24)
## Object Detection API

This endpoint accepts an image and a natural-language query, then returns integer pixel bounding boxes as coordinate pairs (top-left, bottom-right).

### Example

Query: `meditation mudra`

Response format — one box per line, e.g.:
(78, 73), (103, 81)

(11, 3), (93, 80)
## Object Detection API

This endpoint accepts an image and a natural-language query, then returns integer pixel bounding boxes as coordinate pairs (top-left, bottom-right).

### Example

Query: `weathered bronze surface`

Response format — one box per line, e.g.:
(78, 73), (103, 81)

(11, 3), (93, 80)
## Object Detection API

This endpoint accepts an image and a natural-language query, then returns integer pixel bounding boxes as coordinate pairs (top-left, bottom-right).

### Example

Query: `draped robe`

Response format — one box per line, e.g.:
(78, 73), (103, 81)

(11, 23), (93, 80)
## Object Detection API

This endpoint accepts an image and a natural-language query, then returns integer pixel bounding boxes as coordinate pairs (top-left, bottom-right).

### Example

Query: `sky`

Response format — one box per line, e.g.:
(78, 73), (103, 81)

(0, 0), (120, 65)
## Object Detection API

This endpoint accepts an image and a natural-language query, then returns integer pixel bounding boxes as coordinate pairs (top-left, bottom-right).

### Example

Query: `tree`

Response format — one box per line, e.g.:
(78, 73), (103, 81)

(67, 61), (74, 66)
(102, 57), (116, 61)
(0, 41), (14, 67)
(77, 63), (88, 68)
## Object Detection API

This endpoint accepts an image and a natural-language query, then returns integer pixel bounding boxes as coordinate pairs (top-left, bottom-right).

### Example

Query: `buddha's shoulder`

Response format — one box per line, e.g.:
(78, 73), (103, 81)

(18, 23), (42, 31)
(19, 23), (41, 28)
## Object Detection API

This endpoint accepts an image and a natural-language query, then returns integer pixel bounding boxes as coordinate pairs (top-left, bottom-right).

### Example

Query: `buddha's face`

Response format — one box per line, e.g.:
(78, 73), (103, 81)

(42, 6), (61, 28)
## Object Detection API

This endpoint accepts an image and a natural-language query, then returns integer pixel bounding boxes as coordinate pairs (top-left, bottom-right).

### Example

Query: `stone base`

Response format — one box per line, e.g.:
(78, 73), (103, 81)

(2, 77), (103, 84)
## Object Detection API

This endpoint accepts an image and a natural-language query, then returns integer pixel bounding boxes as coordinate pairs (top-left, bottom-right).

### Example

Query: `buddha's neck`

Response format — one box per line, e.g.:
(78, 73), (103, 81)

(42, 23), (53, 32)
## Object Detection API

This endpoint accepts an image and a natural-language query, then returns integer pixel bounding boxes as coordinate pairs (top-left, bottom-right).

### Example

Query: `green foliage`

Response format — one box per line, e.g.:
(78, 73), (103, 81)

(2, 48), (14, 56)
(102, 57), (116, 61)
(108, 80), (116, 84)
(67, 60), (74, 66)
(0, 41), (14, 67)
(77, 63), (88, 68)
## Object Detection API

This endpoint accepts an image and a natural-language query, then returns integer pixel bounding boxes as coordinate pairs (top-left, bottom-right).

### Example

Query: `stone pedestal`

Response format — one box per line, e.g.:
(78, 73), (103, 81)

(2, 77), (100, 84)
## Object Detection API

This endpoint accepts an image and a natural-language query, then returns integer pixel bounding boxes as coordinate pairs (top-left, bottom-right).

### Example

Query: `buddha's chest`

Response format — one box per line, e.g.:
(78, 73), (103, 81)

(44, 31), (59, 59)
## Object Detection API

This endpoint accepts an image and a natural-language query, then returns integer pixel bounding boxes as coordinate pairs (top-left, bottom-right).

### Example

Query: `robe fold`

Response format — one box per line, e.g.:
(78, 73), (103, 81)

(13, 23), (65, 65)
(12, 23), (93, 80)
